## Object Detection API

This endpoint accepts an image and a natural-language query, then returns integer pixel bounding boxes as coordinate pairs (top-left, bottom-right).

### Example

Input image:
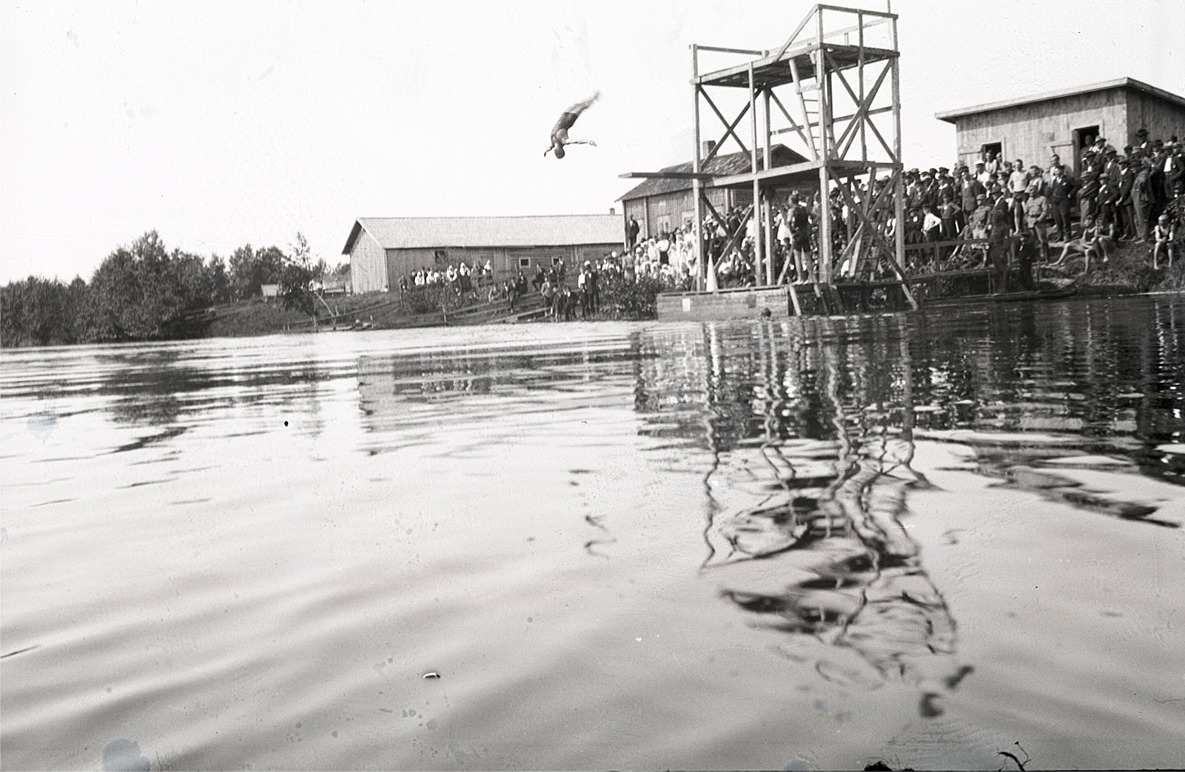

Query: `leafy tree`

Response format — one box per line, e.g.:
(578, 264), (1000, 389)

(206, 255), (232, 305)
(279, 232), (316, 315)
(82, 231), (218, 341)
(1, 277), (69, 346)
(228, 244), (284, 300)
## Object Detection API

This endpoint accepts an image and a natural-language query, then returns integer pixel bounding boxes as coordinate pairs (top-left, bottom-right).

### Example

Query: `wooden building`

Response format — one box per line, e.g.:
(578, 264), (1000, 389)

(618, 143), (808, 240)
(342, 215), (624, 294)
(936, 78), (1185, 177)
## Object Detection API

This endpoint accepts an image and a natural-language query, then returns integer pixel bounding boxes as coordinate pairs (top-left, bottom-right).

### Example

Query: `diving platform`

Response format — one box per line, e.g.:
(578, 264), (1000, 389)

(646, 3), (914, 312)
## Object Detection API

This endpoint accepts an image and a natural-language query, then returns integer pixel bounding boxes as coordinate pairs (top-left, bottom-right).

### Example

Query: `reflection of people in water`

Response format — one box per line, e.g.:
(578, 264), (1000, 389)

(544, 92), (600, 160)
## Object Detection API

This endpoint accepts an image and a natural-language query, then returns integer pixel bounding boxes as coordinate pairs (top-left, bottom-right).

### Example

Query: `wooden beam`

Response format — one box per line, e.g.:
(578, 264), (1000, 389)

(693, 50), (705, 290)
(769, 89), (816, 156)
(701, 90), (751, 159)
(707, 158), (869, 188)
(618, 171), (716, 180)
(788, 57), (819, 161)
(773, 7), (818, 61)
(693, 44), (767, 56)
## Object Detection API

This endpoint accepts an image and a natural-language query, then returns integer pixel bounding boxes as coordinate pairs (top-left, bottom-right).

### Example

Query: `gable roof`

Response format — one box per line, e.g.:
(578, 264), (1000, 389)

(617, 144), (809, 202)
(342, 214), (622, 254)
(935, 77), (1185, 123)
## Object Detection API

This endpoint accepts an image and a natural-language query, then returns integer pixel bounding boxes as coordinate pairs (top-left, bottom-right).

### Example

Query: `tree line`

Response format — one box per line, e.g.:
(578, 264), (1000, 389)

(1, 231), (341, 347)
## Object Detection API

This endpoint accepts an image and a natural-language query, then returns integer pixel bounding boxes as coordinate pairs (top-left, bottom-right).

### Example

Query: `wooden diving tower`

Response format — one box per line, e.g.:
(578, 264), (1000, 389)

(629, 4), (917, 317)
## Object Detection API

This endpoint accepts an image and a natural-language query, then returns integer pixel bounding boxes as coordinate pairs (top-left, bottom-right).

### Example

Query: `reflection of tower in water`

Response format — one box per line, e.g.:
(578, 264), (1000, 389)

(639, 317), (969, 717)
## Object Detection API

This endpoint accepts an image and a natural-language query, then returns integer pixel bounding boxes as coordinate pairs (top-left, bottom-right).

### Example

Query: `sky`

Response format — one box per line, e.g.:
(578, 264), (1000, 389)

(1, 0), (1182, 284)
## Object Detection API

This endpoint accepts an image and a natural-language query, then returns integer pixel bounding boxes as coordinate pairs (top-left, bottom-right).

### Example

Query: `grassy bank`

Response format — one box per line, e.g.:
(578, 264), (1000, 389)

(1076, 238), (1185, 293)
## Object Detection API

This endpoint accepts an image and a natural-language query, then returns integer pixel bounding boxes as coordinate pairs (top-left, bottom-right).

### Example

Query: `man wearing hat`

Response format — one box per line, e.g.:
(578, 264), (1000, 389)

(1150, 141), (1169, 223)
(974, 160), (990, 186)
(1132, 154), (1155, 242)
(1048, 163), (1075, 242)
(1097, 177), (1119, 240)
(987, 188), (1013, 291)
(967, 193), (991, 241)
(1023, 182), (1052, 262)
(1116, 156), (1136, 240)
(1134, 127), (1151, 155)
(958, 166), (984, 233)
(1078, 148), (1103, 231)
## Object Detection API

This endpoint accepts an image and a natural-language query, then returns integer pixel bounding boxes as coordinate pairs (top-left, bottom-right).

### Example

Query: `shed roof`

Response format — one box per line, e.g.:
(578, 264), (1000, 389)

(342, 214), (622, 254)
(935, 77), (1185, 123)
(617, 144), (808, 202)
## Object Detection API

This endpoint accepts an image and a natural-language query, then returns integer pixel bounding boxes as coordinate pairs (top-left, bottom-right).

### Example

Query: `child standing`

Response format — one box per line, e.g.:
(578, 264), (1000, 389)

(1152, 213), (1175, 269)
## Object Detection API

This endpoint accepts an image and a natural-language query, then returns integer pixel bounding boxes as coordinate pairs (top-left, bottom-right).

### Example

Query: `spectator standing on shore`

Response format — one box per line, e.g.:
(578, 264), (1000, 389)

(1149, 141), (1168, 222)
(1008, 160), (1029, 196)
(1134, 128), (1152, 155)
(1047, 153), (1067, 180)
(1152, 213), (1175, 269)
(657, 232), (671, 266)
(628, 216), (640, 249)
(974, 160), (990, 186)
(1132, 155), (1154, 241)
(543, 276), (559, 318)
(587, 262), (600, 314)
(1167, 142), (1185, 204)
(984, 151), (1000, 177)
(1023, 184), (1051, 262)
(1078, 149), (1102, 232)
(987, 189), (1012, 290)
(959, 167), (985, 230)
(577, 262), (589, 318)
(939, 180), (960, 241)
(1116, 156), (1136, 240)
(1049, 164), (1075, 242)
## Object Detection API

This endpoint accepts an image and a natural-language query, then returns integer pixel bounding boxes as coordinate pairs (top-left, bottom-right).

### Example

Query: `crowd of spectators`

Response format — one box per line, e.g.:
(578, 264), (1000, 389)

(395, 128), (1182, 316)
(643, 127), (1185, 287)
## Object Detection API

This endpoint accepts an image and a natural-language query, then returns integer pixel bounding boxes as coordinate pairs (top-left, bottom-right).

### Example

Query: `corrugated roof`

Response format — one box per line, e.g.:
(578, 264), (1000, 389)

(935, 77), (1185, 123)
(617, 144), (808, 202)
(342, 214), (622, 254)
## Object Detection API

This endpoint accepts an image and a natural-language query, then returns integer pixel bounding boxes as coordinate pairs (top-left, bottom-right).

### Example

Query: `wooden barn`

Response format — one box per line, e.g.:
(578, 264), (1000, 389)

(618, 143), (808, 240)
(936, 77), (1185, 177)
(342, 215), (624, 294)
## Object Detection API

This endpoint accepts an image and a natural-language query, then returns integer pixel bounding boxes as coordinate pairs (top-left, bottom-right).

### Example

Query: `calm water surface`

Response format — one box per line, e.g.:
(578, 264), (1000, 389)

(2, 294), (1184, 771)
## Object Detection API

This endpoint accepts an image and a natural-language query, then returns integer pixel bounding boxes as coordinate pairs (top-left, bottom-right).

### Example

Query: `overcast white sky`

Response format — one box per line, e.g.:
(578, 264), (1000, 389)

(2, 0), (1182, 283)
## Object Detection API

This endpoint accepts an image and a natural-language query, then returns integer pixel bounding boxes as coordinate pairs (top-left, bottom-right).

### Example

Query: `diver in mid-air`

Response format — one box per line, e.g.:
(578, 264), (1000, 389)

(544, 92), (600, 159)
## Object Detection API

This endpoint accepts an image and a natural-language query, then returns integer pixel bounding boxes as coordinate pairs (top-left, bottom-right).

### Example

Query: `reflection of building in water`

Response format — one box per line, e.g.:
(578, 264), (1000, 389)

(633, 316), (967, 717)
(355, 341), (640, 453)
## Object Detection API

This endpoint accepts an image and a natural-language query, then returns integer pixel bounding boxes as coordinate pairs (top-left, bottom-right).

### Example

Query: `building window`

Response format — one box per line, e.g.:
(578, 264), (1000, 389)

(434, 249), (448, 263)
(518, 257), (531, 268)
(980, 142), (1002, 163)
